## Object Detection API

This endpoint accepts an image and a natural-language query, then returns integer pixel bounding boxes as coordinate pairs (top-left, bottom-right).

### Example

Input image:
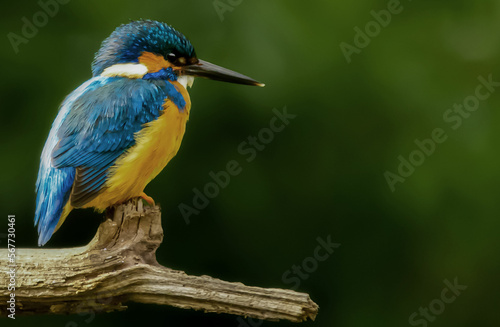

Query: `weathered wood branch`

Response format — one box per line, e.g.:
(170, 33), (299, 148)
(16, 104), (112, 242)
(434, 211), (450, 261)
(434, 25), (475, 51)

(0, 200), (318, 322)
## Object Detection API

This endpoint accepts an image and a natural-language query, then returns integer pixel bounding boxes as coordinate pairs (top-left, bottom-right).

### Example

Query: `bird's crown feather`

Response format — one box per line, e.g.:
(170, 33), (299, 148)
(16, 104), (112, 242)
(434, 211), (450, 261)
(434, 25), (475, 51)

(92, 20), (195, 76)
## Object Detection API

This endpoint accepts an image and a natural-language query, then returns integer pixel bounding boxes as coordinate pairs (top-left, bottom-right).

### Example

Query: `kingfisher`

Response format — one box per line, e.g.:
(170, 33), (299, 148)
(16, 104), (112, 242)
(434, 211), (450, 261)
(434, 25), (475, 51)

(35, 20), (263, 246)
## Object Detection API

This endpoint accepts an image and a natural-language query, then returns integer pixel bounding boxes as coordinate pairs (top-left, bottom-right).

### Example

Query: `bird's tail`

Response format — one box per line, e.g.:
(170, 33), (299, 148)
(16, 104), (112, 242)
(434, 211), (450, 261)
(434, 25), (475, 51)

(35, 166), (75, 246)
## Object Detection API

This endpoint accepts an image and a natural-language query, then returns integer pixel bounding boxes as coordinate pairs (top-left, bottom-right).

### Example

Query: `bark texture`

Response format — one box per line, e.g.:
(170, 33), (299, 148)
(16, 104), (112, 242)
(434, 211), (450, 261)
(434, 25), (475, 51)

(0, 201), (318, 322)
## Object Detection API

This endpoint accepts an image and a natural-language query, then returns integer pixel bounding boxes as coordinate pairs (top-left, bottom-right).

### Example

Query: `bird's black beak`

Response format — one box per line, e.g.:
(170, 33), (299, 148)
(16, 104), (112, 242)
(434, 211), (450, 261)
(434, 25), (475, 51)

(182, 59), (265, 87)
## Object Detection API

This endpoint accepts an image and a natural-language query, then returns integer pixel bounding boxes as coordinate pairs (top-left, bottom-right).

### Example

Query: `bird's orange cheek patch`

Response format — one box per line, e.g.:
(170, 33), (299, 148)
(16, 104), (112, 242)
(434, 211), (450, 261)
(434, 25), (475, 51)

(139, 51), (176, 73)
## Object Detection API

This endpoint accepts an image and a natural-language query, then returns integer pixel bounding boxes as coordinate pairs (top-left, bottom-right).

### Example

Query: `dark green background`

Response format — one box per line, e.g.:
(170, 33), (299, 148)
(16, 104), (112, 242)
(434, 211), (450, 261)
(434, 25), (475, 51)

(1, 0), (500, 326)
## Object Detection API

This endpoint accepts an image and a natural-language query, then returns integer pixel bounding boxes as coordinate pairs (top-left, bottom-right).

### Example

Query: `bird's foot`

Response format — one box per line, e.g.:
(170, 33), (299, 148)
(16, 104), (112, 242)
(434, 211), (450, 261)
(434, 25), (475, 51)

(139, 192), (156, 206)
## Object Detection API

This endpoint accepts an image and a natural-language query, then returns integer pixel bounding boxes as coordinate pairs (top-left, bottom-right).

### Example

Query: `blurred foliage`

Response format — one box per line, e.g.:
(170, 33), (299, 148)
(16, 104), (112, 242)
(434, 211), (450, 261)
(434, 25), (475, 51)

(1, 0), (500, 326)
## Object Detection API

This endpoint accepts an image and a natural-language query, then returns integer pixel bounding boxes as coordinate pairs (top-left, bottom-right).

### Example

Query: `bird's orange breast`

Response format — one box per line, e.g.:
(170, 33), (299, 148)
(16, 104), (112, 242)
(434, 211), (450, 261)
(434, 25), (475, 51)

(83, 81), (191, 210)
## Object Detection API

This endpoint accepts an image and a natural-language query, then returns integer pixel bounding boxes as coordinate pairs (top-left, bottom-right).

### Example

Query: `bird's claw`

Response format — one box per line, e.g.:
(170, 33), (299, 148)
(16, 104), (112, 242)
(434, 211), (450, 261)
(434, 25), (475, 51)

(140, 192), (155, 206)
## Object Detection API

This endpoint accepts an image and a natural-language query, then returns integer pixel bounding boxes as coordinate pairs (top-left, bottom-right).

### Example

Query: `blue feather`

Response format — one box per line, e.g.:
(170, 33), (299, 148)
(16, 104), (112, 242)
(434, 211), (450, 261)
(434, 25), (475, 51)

(143, 67), (177, 81)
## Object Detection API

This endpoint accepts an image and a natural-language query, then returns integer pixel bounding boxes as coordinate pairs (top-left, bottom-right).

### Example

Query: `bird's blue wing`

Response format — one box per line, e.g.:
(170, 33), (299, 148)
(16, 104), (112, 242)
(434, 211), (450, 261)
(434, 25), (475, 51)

(35, 77), (109, 245)
(35, 76), (170, 245)
(52, 77), (169, 206)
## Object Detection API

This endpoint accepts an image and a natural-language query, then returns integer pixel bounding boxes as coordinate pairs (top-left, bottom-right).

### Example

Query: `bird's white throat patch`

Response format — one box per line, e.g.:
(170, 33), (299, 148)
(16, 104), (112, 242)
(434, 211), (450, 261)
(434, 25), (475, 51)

(101, 64), (195, 89)
(101, 64), (148, 78)
(177, 75), (195, 89)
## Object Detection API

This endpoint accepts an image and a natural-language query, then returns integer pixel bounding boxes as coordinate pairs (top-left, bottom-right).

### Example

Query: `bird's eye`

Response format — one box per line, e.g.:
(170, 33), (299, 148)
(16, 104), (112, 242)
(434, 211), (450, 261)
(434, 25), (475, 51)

(166, 53), (177, 62)
(166, 53), (188, 66)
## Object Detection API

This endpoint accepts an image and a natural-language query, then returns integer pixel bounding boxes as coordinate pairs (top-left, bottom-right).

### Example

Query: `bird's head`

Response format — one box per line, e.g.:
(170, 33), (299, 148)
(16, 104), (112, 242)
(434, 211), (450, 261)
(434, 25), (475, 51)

(92, 20), (264, 88)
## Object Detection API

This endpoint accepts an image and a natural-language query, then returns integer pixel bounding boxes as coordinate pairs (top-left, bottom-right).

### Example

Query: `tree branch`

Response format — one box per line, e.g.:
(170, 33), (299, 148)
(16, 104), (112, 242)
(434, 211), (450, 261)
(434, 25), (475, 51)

(0, 201), (318, 322)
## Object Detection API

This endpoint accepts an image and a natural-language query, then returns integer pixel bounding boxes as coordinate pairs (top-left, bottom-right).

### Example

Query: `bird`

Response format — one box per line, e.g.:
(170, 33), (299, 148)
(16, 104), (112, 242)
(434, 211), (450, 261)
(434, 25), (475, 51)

(34, 20), (264, 246)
